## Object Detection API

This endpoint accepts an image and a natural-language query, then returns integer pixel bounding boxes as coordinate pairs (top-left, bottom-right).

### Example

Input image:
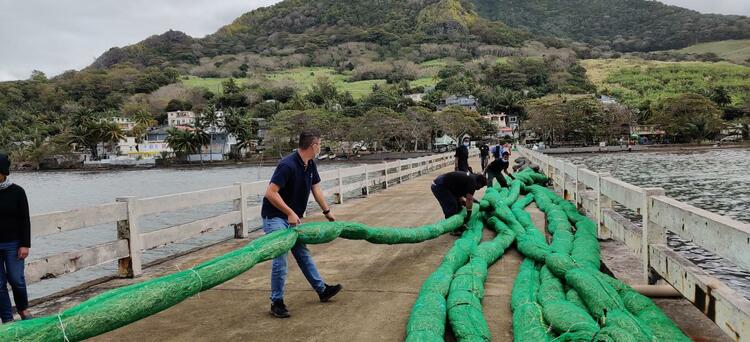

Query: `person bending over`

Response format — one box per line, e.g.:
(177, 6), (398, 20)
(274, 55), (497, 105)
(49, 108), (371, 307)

(484, 151), (514, 188)
(431, 171), (487, 234)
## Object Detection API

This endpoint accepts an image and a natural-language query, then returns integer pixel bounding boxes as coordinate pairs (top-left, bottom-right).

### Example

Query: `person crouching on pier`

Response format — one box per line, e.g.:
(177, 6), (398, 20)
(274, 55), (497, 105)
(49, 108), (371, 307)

(0, 154), (32, 322)
(484, 151), (514, 188)
(431, 171), (487, 235)
(261, 131), (342, 318)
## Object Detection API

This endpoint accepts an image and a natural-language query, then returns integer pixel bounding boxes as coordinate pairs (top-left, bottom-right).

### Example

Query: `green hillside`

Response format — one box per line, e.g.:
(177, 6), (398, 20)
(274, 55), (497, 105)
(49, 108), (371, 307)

(471, 0), (750, 52)
(582, 59), (750, 110)
(671, 40), (750, 65)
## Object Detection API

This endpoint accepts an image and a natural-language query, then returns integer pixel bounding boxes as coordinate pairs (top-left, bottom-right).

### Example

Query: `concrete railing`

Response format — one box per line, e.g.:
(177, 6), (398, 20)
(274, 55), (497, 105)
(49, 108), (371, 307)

(27, 150), (470, 287)
(518, 146), (750, 341)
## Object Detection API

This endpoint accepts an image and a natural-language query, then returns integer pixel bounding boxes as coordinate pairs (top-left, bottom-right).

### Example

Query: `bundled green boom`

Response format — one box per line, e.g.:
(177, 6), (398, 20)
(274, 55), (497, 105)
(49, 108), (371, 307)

(510, 182), (690, 342)
(0, 214), (468, 341)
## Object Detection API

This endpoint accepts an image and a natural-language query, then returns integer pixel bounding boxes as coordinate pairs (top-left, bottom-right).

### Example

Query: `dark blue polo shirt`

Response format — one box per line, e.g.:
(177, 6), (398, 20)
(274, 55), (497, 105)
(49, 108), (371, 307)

(261, 151), (321, 219)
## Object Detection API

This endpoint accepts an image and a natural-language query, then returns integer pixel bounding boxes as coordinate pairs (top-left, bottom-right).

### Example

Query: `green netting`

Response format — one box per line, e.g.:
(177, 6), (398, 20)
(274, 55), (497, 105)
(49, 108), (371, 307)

(600, 309), (655, 341)
(510, 178), (690, 342)
(512, 260), (552, 342)
(447, 194), (518, 341)
(405, 211), (484, 342)
(2, 209), (470, 341)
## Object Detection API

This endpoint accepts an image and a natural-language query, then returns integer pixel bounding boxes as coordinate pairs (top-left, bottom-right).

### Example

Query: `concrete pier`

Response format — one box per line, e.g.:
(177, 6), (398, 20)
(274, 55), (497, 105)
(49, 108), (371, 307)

(26, 154), (728, 341)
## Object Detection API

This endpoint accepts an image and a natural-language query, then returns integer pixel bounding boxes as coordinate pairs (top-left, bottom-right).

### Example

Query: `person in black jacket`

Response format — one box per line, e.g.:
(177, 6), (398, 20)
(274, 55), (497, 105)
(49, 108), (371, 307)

(454, 137), (471, 172)
(431, 171), (487, 231)
(479, 143), (490, 171)
(0, 154), (32, 322)
(484, 151), (514, 188)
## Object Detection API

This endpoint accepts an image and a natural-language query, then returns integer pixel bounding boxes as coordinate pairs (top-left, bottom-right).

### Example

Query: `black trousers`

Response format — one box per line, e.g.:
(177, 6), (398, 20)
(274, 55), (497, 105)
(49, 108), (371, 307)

(431, 183), (460, 219)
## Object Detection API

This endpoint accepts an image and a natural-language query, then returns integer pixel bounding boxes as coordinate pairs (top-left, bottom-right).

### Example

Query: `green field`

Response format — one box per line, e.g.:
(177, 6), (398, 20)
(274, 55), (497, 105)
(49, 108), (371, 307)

(582, 58), (750, 108)
(183, 66), (438, 99)
(671, 39), (750, 65)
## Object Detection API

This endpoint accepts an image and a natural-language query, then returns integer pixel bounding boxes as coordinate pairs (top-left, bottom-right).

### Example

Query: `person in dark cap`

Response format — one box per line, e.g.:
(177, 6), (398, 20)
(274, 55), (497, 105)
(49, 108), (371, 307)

(0, 154), (32, 322)
(431, 171), (487, 235)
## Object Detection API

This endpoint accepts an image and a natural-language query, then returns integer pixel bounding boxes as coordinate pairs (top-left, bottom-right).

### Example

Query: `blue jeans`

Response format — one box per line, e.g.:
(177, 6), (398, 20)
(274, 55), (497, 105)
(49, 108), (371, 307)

(0, 241), (28, 323)
(263, 217), (325, 302)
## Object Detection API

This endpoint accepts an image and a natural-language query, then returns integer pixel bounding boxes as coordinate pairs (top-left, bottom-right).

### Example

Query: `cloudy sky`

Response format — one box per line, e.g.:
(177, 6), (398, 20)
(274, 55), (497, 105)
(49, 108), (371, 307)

(0, 0), (748, 82)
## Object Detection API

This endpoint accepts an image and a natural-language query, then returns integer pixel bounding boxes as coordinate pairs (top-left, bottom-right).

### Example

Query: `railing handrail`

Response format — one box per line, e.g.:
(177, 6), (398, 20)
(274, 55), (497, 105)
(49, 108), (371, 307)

(26, 150), (474, 288)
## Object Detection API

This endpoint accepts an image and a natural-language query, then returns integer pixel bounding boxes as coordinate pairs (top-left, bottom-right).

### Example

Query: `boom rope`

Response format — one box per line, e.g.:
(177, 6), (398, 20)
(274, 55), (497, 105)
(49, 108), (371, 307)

(0, 212), (469, 341)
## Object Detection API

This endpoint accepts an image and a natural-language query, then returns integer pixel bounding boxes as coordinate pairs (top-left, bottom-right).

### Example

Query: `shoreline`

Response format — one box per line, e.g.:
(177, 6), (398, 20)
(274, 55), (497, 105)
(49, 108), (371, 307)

(540, 143), (749, 155)
(13, 151), (439, 174)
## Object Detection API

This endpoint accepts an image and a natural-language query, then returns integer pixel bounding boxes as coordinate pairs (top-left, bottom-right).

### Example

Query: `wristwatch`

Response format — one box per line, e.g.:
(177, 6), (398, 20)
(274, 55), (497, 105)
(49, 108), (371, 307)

(322, 209), (331, 215)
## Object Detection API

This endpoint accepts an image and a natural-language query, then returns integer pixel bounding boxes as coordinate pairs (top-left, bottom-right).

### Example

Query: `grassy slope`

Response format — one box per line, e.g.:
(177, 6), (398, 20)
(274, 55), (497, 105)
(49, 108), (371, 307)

(671, 39), (750, 65)
(582, 58), (750, 107)
(182, 59), (456, 98)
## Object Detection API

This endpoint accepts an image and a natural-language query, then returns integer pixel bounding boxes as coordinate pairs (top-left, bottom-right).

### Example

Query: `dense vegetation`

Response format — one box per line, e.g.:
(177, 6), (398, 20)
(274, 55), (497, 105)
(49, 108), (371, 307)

(471, 0), (750, 53)
(93, 0), (529, 71)
(2, 0), (750, 167)
(582, 59), (750, 142)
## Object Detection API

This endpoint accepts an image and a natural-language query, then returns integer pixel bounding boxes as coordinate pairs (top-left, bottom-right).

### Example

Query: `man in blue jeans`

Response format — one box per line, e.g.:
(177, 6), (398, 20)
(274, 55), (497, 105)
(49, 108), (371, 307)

(261, 131), (342, 318)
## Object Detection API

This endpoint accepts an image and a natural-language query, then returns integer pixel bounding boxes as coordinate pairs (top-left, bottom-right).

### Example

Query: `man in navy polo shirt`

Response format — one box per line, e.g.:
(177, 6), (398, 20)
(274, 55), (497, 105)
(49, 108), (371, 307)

(261, 131), (342, 318)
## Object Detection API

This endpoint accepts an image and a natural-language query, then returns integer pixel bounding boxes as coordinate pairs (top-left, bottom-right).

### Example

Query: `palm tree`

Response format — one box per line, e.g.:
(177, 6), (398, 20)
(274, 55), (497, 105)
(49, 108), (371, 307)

(223, 109), (257, 160)
(166, 128), (196, 161)
(198, 108), (220, 163)
(97, 121), (126, 156)
(131, 109), (156, 143)
(192, 128), (210, 164)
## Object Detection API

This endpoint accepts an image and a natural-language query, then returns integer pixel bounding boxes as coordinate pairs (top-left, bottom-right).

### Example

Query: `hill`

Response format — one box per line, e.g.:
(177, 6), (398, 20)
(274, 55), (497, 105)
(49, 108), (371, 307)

(471, 0), (750, 52)
(582, 58), (750, 112)
(92, 0), (530, 70)
(670, 40), (750, 65)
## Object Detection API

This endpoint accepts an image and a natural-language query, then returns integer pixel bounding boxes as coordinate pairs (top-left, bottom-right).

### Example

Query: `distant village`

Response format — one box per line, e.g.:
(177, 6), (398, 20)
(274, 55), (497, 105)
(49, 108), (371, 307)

(83, 94), (526, 167)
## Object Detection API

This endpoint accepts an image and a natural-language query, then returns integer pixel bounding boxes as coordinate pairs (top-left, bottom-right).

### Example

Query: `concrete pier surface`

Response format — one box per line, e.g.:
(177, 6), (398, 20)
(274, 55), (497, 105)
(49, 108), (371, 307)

(29, 156), (726, 341)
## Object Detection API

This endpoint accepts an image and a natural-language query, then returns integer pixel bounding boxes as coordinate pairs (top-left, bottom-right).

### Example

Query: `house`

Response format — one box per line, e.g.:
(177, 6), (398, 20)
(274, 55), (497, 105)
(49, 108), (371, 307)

(404, 93), (425, 103)
(599, 95), (618, 105)
(167, 111), (196, 127)
(101, 117), (135, 131)
(482, 113), (519, 138)
(439, 95), (479, 112)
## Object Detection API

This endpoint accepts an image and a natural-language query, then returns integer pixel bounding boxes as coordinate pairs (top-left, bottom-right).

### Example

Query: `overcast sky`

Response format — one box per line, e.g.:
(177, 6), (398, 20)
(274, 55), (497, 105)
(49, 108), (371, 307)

(1, 0), (748, 82)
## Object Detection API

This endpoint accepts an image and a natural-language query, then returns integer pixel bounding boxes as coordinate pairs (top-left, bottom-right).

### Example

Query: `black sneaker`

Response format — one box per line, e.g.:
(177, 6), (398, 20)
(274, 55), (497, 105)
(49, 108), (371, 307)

(270, 300), (290, 318)
(318, 283), (342, 302)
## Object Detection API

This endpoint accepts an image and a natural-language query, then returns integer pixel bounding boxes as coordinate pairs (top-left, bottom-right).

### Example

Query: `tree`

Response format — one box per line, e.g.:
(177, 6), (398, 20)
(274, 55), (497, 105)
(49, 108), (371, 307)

(97, 121), (126, 155)
(353, 107), (408, 151)
(404, 107), (436, 151)
(709, 86), (732, 108)
(651, 94), (724, 143)
(166, 128), (197, 161)
(434, 106), (482, 144)
(223, 109), (258, 160)
(524, 94), (612, 146)
(222, 78), (241, 95)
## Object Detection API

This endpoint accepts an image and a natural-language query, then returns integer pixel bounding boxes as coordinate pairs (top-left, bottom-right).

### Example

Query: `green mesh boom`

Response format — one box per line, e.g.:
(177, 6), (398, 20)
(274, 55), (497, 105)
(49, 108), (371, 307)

(0, 212), (468, 341)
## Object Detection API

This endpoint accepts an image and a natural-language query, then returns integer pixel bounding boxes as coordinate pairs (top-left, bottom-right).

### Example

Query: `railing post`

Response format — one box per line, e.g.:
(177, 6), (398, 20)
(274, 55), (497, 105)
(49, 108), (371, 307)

(399, 160), (403, 183)
(336, 168), (344, 204)
(116, 196), (143, 278)
(575, 166), (586, 209)
(384, 163), (389, 189)
(642, 187), (666, 284)
(233, 182), (248, 238)
(596, 172), (612, 238)
(362, 165), (369, 196)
